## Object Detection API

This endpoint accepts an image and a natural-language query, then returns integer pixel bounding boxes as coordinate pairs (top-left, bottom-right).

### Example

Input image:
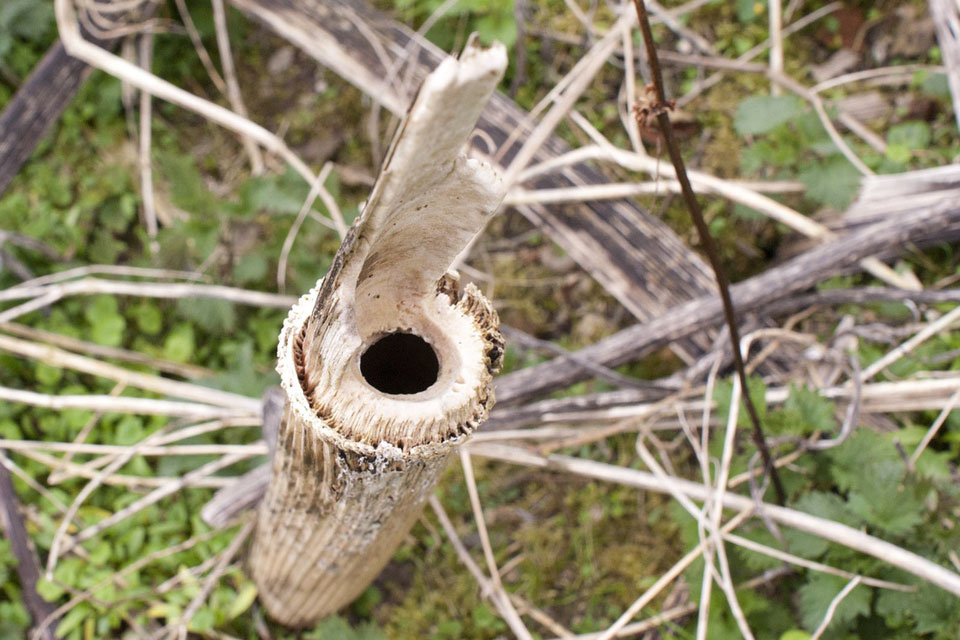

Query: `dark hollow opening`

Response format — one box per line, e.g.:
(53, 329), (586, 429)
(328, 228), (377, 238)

(360, 332), (440, 395)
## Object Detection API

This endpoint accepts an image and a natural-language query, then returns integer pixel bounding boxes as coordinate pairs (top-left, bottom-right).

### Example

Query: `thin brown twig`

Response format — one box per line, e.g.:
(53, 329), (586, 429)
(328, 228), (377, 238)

(629, 0), (785, 504)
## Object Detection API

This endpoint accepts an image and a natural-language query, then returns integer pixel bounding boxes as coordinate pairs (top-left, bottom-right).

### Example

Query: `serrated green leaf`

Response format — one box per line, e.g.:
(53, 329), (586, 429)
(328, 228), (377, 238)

(783, 385), (836, 435)
(827, 430), (897, 493)
(0, 0), (54, 43)
(914, 448), (952, 482)
(827, 431), (925, 535)
(304, 615), (388, 640)
(733, 527), (784, 571)
(798, 574), (871, 632)
(238, 171), (309, 216)
(794, 491), (861, 528)
(156, 152), (218, 217)
(783, 528), (830, 560)
(798, 157), (861, 210)
(734, 95), (804, 135)
(908, 583), (960, 634)
(847, 488), (923, 536)
(472, 603), (507, 632)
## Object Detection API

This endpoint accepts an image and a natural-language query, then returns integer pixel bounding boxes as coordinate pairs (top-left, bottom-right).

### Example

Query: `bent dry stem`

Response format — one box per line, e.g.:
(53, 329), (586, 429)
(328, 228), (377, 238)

(247, 41), (508, 627)
(630, 0), (785, 504)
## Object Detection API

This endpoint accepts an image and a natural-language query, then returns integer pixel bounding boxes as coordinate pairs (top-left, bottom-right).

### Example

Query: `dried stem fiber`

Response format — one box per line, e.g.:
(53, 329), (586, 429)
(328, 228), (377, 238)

(248, 40), (507, 626)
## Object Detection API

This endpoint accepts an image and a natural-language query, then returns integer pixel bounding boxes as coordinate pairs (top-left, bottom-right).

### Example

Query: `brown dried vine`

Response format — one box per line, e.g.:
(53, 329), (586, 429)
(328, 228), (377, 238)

(630, 0), (786, 504)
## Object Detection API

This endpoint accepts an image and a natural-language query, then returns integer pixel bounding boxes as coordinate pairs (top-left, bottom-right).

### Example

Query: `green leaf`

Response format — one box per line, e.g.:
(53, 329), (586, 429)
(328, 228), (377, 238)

(828, 431), (924, 535)
(55, 605), (90, 638)
(187, 607), (215, 632)
(351, 585), (382, 618)
(202, 340), (276, 397)
(798, 574), (870, 632)
(89, 313), (126, 347)
(793, 491), (861, 528)
(472, 603), (507, 632)
(877, 582), (960, 633)
(0, 0), (54, 44)
(782, 528), (829, 560)
(734, 95), (804, 135)
(305, 616), (387, 640)
(35, 363), (63, 387)
(114, 415), (144, 446)
(714, 376), (767, 432)
(827, 430), (897, 494)
(88, 541), (112, 566)
(798, 157), (861, 209)
(779, 631), (811, 640)
(227, 583), (258, 620)
(233, 253), (268, 285)
(733, 528), (783, 571)
(922, 72), (950, 98)
(887, 121), (931, 150)
(474, 13), (517, 47)
(176, 297), (235, 333)
(84, 295), (126, 346)
(783, 385), (836, 435)
(132, 301), (163, 335)
(907, 583), (960, 634)
(163, 323), (195, 363)
(735, 0), (765, 22)
(238, 171), (309, 216)
(847, 488), (923, 536)
(156, 152), (218, 216)
(36, 578), (65, 602)
(884, 144), (912, 165)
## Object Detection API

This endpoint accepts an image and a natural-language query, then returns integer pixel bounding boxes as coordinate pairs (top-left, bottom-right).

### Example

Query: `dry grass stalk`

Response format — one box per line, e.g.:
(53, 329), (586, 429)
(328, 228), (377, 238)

(0, 386), (242, 419)
(210, 0), (264, 175)
(469, 443), (960, 597)
(53, 0), (347, 237)
(429, 496), (535, 640)
(0, 333), (259, 411)
(248, 41), (507, 626)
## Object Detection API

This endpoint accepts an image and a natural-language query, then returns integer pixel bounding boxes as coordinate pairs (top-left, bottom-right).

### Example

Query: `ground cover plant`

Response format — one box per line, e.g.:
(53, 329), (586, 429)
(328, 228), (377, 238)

(0, 0), (959, 638)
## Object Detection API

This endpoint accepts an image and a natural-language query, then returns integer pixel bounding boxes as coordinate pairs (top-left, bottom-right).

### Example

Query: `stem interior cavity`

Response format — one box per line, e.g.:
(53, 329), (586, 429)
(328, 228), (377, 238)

(360, 332), (440, 395)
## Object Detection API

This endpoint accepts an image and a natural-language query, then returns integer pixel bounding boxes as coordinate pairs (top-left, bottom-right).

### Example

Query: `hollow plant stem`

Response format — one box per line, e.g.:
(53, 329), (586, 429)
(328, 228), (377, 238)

(247, 40), (508, 626)
(630, 0), (785, 504)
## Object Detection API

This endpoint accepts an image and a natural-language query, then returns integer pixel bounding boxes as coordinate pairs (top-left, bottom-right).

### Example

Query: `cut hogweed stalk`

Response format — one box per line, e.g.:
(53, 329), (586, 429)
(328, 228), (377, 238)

(247, 39), (507, 627)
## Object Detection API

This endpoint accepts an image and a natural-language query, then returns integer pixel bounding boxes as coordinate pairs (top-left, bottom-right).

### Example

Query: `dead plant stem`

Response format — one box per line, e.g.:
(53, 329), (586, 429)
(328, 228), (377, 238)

(630, 0), (785, 504)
